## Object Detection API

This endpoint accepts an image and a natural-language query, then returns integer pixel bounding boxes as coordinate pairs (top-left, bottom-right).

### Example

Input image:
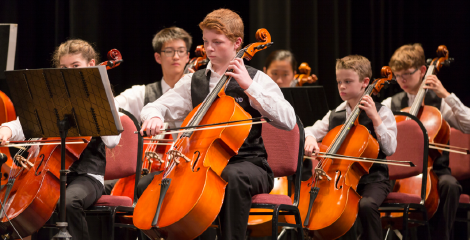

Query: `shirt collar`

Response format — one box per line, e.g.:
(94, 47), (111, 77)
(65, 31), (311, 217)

(335, 101), (353, 116)
(204, 61), (221, 78)
(406, 92), (416, 100)
(335, 101), (349, 112)
(161, 78), (171, 93)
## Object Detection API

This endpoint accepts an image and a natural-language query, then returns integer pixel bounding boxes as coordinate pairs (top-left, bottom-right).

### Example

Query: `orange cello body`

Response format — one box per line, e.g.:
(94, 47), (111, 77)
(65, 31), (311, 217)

(286, 125), (380, 239)
(133, 94), (252, 240)
(0, 90), (16, 186)
(110, 133), (173, 201)
(0, 138), (90, 238)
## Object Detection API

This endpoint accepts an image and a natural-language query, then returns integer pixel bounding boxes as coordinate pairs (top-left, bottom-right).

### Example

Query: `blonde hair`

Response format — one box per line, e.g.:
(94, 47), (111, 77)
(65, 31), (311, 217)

(152, 27), (192, 53)
(336, 55), (372, 81)
(199, 8), (244, 51)
(52, 39), (100, 67)
(389, 43), (425, 72)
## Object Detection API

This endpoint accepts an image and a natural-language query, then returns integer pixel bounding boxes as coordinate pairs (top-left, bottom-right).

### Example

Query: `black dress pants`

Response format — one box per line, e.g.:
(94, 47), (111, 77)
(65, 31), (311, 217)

(103, 179), (118, 195)
(429, 174), (462, 240)
(218, 160), (274, 240)
(338, 180), (391, 240)
(65, 174), (103, 240)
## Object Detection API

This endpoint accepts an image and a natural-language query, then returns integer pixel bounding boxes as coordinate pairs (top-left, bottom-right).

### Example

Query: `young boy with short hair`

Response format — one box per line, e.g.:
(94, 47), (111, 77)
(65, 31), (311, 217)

(139, 8), (296, 240)
(305, 55), (397, 240)
(382, 43), (470, 240)
(101, 27), (193, 196)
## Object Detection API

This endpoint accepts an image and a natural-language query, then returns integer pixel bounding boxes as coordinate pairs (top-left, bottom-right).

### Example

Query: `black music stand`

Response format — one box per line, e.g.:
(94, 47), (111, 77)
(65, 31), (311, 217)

(281, 86), (330, 127)
(3, 66), (123, 239)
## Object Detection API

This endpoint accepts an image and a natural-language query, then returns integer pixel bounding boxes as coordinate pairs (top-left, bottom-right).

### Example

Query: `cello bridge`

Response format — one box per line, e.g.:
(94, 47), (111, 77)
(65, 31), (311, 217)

(14, 155), (33, 170)
(145, 151), (163, 163)
(167, 150), (191, 164)
(314, 168), (331, 181)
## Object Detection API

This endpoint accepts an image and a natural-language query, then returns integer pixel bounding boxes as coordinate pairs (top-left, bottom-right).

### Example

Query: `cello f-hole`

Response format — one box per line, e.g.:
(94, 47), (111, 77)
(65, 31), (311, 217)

(192, 151), (201, 172)
(35, 154), (45, 176)
(335, 170), (342, 190)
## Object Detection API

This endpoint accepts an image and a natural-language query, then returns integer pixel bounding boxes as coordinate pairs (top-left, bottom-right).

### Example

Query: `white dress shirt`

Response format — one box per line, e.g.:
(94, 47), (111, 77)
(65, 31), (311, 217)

(0, 102), (122, 185)
(382, 92), (470, 134)
(140, 61), (296, 131)
(115, 79), (171, 123)
(115, 79), (182, 137)
(305, 101), (397, 156)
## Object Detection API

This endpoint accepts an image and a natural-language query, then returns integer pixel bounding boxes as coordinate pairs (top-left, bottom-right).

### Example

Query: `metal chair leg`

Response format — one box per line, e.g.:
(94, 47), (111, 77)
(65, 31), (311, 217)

(271, 205), (281, 240)
(402, 205), (410, 240)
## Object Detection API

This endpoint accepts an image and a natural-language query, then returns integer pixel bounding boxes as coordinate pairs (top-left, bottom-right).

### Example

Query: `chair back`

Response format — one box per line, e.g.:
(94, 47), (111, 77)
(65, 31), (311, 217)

(104, 111), (141, 180)
(449, 128), (470, 180)
(387, 119), (427, 179)
(389, 112), (429, 201)
(262, 117), (301, 178)
(261, 115), (304, 205)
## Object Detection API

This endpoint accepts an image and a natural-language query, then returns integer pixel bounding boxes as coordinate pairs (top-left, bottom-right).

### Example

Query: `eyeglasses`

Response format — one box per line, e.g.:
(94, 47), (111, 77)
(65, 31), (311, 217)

(161, 48), (188, 57)
(394, 68), (419, 80)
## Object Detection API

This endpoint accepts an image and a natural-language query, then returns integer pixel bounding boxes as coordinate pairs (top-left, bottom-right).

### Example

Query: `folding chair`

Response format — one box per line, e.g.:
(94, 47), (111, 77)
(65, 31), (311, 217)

(247, 115), (305, 240)
(379, 112), (431, 240)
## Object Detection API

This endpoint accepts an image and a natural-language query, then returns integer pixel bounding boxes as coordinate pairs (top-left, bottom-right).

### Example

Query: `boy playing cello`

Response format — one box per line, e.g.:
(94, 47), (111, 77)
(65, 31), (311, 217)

(139, 8), (296, 240)
(304, 55), (397, 240)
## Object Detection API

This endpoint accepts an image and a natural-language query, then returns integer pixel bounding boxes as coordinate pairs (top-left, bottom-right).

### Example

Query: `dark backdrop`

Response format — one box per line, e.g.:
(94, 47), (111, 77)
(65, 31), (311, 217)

(1, 0), (469, 113)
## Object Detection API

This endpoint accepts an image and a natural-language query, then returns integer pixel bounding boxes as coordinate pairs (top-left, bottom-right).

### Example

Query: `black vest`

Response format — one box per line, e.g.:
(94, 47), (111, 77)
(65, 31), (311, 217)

(390, 91), (450, 176)
(328, 103), (389, 184)
(144, 81), (163, 105)
(69, 137), (106, 176)
(390, 90), (442, 112)
(190, 66), (270, 172)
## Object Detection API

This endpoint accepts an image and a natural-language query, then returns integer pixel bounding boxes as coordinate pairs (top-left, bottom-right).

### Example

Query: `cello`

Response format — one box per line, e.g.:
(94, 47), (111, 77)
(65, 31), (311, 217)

(110, 124), (173, 201)
(184, 45), (208, 74)
(387, 45), (453, 220)
(0, 91), (17, 186)
(0, 49), (122, 238)
(293, 62), (318, 86)
(285, 66), (395, 239)
(133, 28), (273, 240)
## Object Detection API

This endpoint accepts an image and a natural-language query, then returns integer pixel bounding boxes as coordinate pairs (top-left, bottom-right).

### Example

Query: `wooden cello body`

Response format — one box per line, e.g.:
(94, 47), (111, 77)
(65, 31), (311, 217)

(0, 139), (89, 238)
(294, 125), (379, 239)
(133, 29), (273, 240)
(133, 94), (251, 240)
(389, 45), (453, 220)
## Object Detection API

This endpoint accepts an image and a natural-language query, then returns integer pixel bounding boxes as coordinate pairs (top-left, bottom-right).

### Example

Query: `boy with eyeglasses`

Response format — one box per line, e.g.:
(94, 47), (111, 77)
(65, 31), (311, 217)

(381, 43), (470, 240)
(103, 26), (193, 196)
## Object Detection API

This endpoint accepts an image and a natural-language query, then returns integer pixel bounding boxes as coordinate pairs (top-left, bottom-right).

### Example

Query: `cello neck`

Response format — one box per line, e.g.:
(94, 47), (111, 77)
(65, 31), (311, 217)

(327, 83), (376, 155)
(181, 48), (247, 138)
(409, 65), (435, 117)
